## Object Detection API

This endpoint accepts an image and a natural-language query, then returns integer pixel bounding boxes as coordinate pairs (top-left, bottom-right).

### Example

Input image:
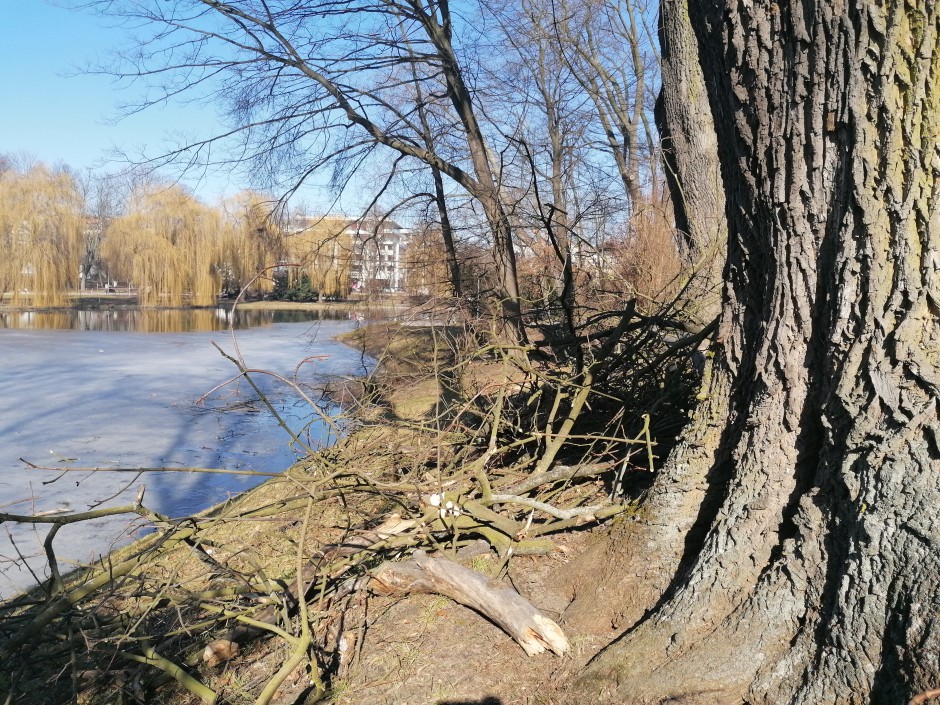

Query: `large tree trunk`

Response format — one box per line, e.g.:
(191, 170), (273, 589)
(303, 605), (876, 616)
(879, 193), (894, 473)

(567, 1), (940, 702)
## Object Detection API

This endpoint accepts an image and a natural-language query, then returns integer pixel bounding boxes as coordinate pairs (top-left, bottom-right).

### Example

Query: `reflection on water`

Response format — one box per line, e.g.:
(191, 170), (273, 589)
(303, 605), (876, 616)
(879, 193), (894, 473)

(0, 306), (348, 332)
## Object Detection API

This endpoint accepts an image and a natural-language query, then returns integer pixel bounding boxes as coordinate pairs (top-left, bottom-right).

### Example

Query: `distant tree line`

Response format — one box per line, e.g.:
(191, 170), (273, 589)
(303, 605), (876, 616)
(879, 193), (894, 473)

(0, 150), (681, 313)
(0, 156), (287, 306)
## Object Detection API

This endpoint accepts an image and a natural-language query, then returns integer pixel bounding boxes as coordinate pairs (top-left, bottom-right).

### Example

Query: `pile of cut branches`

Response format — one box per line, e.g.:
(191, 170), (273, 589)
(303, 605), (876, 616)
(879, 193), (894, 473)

(0, 417), (626, 704)
(0, 303), (711, 704)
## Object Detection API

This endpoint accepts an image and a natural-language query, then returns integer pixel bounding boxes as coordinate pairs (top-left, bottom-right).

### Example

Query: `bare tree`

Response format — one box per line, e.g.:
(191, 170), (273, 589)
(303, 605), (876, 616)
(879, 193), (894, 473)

(495, 0), (685, 326)
(72, 169), (127, 290)
(401, 36), (464, 299)
(81, 0), (531, 340)
(486, 0), (589, 351)
(549, 0), (659, 209)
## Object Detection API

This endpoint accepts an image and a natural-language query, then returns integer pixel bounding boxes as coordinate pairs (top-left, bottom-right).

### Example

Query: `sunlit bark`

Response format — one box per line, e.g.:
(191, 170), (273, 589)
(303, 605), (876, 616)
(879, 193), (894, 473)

(656, 0), (726, 321)
(570, 1), (940, 702)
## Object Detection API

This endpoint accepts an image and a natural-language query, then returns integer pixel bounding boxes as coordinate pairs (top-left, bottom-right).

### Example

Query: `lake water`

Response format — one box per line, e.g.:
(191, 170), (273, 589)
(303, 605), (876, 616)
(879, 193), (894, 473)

(0, 309), (372, 598)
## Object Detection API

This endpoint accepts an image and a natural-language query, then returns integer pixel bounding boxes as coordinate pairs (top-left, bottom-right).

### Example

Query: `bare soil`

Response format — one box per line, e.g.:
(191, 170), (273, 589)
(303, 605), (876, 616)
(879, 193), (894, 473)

(324, 535), (605, 705)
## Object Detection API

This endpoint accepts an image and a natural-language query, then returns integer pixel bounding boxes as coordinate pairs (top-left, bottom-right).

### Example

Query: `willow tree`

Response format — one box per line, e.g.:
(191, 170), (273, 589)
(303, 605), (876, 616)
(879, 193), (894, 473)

(219, 191), (285, 297)
(284, 215), (353, 300)
(0, 164), (84, 306)
(103, 185), (222, 306)
(563, 1), (940, 703)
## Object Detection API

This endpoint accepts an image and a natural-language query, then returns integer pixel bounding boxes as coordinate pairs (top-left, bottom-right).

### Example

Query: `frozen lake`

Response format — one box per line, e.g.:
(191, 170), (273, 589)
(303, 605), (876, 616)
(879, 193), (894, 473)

(0, 309), (371, 598)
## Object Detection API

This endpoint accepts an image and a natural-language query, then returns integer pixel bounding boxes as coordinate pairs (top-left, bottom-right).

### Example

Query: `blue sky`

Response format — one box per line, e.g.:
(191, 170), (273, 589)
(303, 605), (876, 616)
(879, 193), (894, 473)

(0, 3), (249, 201)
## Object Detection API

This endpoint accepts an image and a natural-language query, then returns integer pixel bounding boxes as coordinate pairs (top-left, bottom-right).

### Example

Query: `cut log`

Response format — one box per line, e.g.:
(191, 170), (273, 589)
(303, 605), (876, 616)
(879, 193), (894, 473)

(200, 517), (566, 668)
(203, 639), (239, 668)
(369, 549), (569, 656)
(910, 689), (940, 705)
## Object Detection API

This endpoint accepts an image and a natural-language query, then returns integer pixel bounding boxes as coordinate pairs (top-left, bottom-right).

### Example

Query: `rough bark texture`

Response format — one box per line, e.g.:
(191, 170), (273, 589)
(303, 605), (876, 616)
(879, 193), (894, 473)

(567, 1), (940, 702)
(656, 0), (727, 322)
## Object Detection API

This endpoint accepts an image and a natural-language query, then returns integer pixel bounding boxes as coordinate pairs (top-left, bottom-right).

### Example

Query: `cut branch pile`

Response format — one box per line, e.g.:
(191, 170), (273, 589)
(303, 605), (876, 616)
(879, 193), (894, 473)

(0, 431), (625, 704)
(0, 307), (709, 704)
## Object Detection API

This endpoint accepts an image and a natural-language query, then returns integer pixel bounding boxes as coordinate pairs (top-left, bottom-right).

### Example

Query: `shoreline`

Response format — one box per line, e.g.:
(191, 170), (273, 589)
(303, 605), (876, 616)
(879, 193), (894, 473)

(0, 320), (609, 705)
(0, 293), (408, 315)
(0, 316), (378, 600)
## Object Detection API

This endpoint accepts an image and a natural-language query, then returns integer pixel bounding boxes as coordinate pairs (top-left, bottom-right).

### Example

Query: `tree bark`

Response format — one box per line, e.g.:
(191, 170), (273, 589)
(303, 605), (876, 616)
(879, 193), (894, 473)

(568, 1), (940, 702)
(429, 162), (463, 299)
(655, 0), (727, 322)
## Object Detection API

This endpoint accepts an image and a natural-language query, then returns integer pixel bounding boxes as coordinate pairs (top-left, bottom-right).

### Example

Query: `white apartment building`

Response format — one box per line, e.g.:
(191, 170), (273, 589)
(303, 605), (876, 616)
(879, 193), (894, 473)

(348, 218), (411, 293)
(287, 215), (411, 295)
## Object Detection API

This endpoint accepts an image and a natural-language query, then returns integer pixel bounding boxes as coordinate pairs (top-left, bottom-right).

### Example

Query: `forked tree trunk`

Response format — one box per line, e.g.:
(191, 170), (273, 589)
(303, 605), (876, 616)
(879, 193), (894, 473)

(568, 1), (940, 702)
(424, 1), (528, 343)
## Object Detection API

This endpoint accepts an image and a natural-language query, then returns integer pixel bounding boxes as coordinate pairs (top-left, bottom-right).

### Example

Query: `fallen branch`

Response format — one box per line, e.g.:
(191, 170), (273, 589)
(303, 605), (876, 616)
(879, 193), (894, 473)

(20, 458), (282, 479)
(0, 524), (197, 661)
(501, 461), (616, 496)
(369, 549), (569, 656)
(253, 498), (322, 705)
(487, 494), (609, 521)
(202, 513), (418, 667)
(125, 640), (216, 704)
